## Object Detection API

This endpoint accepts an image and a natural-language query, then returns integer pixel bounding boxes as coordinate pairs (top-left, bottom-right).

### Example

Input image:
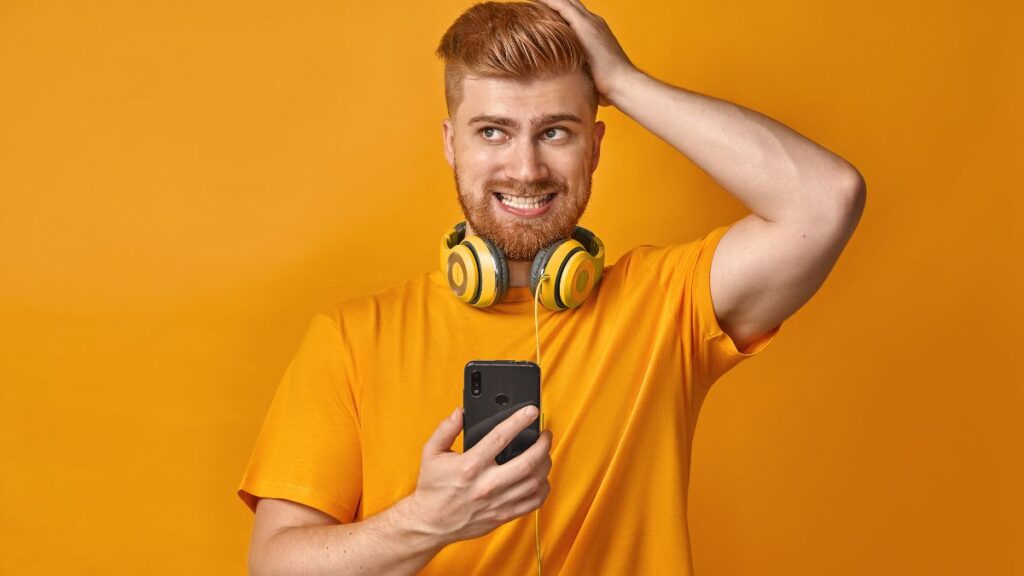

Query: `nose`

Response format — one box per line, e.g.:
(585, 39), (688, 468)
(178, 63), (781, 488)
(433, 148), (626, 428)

(505, 139), (548, 183)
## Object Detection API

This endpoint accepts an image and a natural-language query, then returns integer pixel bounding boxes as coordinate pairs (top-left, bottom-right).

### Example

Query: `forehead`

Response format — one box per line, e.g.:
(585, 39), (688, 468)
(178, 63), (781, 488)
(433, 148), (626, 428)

(455, 71), (592, 123)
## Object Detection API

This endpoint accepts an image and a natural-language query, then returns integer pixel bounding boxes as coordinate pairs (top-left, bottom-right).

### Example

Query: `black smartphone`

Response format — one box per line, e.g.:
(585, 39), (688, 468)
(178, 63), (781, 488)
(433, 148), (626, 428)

(463, 360), (541, 464)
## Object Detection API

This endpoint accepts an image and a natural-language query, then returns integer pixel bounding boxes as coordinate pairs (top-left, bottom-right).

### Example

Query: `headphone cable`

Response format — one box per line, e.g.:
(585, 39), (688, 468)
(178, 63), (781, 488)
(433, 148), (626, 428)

(532, 273), (550, 576)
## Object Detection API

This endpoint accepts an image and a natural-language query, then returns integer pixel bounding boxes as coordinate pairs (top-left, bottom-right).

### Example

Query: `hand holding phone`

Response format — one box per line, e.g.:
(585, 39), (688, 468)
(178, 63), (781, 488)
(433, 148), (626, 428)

(402, 404), (552, 545)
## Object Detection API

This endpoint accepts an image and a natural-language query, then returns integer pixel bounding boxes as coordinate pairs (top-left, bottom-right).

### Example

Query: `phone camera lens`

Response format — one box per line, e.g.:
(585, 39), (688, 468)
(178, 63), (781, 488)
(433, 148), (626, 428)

(471, 370), (482, 397)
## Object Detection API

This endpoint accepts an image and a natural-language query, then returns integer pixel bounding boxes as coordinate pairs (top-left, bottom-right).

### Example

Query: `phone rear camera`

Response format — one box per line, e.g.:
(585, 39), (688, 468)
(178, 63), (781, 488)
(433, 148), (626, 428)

(495, 393), (509, 406)
(471, 370), (482, 397)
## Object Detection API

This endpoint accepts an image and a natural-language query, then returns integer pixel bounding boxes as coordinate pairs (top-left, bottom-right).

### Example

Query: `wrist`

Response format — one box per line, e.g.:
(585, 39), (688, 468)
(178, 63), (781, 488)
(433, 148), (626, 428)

(603, 65), (646, 108)
(391, 493), (452, 552)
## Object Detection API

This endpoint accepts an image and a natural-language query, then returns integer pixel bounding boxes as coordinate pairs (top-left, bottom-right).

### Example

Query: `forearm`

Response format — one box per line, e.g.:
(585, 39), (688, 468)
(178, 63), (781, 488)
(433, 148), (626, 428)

(607, 68), (863, 223)
(250, 497), (447, 576)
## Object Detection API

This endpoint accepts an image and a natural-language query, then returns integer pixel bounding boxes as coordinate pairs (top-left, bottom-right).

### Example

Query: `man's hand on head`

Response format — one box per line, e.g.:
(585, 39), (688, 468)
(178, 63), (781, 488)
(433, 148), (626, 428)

(531, 0), (639, 107)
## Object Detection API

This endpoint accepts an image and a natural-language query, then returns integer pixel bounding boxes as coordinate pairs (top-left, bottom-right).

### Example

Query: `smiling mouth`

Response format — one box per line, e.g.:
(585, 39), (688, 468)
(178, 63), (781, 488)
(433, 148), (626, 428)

(493, 192), (556, 209)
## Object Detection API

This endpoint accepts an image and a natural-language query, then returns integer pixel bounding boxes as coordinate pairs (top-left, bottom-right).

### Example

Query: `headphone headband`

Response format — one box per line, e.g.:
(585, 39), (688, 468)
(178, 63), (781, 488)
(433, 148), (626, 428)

(569, 226), (605, 267)
(441, 221), (468, 251)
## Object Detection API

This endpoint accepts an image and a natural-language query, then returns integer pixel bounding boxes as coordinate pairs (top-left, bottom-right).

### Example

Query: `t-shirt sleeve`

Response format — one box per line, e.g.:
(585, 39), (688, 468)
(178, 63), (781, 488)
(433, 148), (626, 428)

(236, 312), (362, 523)
(635, 222), (781, 391)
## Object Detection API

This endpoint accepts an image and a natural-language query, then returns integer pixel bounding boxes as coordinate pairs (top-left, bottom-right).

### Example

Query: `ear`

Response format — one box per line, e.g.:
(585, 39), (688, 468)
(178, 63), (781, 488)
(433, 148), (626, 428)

(442, 119), (456, 169)
(590, 120), (606, 173)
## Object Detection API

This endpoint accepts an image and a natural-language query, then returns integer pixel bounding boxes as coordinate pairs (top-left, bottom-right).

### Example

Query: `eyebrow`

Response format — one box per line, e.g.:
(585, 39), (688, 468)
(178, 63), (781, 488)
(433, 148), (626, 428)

(467, 113), (583, 129)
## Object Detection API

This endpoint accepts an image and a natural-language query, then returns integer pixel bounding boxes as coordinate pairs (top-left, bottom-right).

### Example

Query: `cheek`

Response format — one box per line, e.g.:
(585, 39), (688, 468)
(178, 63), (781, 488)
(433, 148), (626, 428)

(455, 165), (489, 195)
(457, 152), (502, 182)
(462, 141), (501, 164)
(547, 153), (589, 182)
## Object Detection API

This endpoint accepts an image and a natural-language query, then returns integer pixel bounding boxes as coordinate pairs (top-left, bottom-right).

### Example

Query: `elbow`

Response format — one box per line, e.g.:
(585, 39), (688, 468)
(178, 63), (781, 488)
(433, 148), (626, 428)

(838, 165), (867, 230)
(821, 165), (866, 239)
(791, 159), (867, 231)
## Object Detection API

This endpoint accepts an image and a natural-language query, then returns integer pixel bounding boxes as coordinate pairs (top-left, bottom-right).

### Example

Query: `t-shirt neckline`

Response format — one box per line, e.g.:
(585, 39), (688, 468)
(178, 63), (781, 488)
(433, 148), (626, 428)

(428, 269), (537, 303)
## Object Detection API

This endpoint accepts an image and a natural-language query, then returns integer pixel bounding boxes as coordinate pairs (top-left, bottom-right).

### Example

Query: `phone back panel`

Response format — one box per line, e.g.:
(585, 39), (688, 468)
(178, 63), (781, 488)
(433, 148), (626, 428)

(463, 360), (541, 464)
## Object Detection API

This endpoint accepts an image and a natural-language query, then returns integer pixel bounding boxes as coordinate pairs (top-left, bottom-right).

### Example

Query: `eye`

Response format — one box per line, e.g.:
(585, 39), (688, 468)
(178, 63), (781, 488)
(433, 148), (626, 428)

(542, 127), (570, 141)
(480, 126), (507, 141)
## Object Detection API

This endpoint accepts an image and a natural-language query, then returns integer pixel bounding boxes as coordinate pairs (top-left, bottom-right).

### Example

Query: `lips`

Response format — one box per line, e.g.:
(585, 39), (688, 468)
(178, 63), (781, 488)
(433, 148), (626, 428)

(493, 192), (554, 199)
(492, 191), (556, 217)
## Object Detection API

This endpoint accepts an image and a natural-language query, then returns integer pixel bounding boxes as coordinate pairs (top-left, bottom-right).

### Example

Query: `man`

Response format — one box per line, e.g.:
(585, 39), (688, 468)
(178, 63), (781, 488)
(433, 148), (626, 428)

(238, 1), (865, 574)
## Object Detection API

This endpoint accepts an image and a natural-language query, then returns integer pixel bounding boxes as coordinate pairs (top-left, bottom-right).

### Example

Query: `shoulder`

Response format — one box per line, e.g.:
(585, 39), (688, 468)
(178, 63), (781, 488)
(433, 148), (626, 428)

(603, 225), (731, 290)
(315, 271), (437, 330)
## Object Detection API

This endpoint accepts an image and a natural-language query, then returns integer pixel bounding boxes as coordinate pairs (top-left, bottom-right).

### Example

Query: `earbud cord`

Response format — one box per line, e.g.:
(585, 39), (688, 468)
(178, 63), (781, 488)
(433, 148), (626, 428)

(532, 273), (549, 576)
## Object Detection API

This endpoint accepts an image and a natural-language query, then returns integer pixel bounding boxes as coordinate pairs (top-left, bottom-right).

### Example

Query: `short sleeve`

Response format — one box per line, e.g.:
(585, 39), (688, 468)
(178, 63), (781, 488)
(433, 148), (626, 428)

(236, 312), (362, 523)
(635, 223), (781, 390)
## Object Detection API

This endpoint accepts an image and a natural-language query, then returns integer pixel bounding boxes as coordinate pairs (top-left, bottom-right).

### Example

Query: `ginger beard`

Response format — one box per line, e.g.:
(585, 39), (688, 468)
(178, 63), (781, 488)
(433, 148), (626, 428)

(453, 162), (592, 261)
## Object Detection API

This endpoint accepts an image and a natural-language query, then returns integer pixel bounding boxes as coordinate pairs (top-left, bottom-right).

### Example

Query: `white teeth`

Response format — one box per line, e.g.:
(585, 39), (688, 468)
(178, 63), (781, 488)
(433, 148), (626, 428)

(498, 194), (554, 209)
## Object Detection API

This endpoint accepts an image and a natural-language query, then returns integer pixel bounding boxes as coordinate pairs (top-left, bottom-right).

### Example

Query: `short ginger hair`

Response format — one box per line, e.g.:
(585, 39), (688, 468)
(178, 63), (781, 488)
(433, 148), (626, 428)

(436, 1), (598, 117)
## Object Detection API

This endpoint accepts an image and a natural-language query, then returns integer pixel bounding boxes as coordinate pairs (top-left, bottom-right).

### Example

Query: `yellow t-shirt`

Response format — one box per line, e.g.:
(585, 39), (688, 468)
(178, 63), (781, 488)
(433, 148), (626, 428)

(237, 223), (780, 575)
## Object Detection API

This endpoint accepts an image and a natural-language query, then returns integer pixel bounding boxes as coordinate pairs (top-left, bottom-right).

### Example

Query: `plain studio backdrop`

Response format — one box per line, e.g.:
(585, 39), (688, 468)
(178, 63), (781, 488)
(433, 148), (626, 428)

(0, 0), (1020, 573)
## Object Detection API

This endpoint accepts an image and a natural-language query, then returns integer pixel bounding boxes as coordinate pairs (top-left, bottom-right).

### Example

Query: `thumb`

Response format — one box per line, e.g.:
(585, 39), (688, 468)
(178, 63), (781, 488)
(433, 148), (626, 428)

(423, 407), (462, 455)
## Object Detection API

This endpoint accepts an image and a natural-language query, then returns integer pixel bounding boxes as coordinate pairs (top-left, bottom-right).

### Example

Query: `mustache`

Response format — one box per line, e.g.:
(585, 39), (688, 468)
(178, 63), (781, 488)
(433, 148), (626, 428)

(485, 177), (567, 197)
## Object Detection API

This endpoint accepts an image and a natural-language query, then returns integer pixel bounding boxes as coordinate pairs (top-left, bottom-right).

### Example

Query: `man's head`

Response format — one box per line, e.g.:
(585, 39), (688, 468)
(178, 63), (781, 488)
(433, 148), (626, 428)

(436, 1), (606, 261)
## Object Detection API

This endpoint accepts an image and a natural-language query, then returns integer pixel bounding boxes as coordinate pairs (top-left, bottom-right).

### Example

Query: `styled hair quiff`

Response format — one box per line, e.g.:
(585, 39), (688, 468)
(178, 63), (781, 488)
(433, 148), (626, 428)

(435, 1), (598, 116)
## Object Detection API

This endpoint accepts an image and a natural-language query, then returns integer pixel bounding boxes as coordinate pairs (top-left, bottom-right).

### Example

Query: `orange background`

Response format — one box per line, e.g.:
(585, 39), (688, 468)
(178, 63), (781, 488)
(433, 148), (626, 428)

(1, 1), (1020, 574)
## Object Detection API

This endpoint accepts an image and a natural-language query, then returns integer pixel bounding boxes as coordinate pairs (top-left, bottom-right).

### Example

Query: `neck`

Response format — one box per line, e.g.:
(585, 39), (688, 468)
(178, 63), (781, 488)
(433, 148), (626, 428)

(507, 259), (532, 288)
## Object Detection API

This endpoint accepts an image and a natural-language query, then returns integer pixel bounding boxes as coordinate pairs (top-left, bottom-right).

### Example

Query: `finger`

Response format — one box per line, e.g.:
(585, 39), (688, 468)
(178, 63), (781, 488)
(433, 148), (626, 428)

(503, 479), (551, 520)
(565, 0), (591, 16)
(467, 404), (539, 463)
(486, 429), (552, 488)
(500, 474), (548, 507)
(497, 452), (552, 504)
(423, 407), (462, 455)
(532, 0), (586, 23)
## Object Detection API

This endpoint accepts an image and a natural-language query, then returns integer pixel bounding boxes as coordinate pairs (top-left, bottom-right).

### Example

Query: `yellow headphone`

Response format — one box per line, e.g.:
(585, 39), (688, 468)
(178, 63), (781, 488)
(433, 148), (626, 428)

(439, 221), (606, 311)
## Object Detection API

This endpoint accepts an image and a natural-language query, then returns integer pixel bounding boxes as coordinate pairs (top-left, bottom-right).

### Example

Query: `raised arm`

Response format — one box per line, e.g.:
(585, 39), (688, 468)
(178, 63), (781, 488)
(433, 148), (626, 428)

(535, 0), (867, 350)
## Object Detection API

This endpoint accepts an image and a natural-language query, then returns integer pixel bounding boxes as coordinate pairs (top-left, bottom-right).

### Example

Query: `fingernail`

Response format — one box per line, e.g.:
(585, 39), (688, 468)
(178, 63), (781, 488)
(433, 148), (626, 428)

(525, 405), (539, 418)
(450, 407), (460, 422)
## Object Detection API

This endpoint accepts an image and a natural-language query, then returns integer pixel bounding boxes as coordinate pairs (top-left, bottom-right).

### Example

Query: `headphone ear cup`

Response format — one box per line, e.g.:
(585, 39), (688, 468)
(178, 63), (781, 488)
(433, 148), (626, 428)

(538, 238), (601, 311)
(556, 245), (600, 309)
(460, 235), (503, 307)
(479, 236), (509, 304)
(530, 240), (565, 295)
(444, 244), (481, 305)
